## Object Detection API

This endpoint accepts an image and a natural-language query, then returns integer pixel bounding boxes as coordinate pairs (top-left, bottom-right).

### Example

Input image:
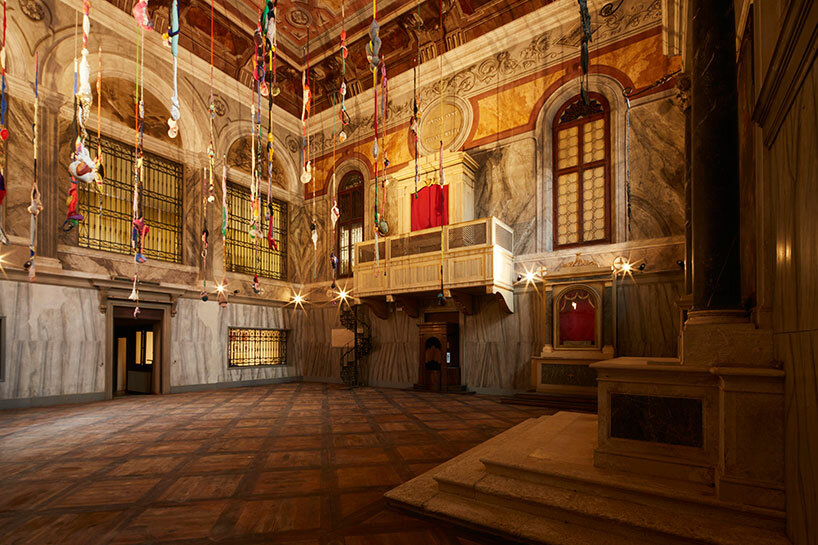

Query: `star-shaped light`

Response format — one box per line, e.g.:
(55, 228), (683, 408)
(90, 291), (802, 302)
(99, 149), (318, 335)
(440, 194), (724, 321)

(287, 289), (308, 311)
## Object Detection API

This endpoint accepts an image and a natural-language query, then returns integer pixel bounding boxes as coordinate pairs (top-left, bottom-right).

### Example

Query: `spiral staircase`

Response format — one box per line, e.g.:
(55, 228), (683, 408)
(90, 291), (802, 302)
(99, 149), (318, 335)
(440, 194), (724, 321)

(339, 305), (372, 387)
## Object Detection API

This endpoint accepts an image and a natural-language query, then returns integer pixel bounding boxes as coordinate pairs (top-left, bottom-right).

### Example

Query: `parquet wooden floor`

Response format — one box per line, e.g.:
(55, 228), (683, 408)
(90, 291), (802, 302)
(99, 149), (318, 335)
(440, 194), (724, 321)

(0, 382), (554, 544)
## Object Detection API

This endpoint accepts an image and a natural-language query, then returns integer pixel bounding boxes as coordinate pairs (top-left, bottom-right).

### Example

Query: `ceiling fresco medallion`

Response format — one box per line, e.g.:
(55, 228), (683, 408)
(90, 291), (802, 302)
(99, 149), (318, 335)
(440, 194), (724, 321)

(20, 0), (45, 21)
(286, 7), (312, 28)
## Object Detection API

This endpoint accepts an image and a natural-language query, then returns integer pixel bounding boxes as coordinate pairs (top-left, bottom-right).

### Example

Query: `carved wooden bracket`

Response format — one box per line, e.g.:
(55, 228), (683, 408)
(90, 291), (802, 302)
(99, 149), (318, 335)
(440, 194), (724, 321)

(97, 288), (109, 314)
(362, 297), (390, 320)
(495, 291), (513, 314)
(392, 295), (420, 318)
(448, 290), (474, 316)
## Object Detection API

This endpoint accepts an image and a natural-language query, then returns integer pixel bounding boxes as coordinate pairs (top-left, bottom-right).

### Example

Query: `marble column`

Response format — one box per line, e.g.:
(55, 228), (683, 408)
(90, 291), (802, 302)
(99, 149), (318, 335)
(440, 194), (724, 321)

(36, 93), (64, 259)
(689, 0), (741, 311)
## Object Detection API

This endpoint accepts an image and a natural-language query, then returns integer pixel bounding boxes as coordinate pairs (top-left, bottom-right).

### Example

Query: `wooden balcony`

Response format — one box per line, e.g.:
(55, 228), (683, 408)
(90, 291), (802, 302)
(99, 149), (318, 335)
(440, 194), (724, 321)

(352, 217), (515, 314)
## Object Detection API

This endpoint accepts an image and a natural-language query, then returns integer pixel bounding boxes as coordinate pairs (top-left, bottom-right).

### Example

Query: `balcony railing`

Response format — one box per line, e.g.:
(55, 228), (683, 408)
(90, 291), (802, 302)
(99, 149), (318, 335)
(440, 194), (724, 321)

(353, 217), (515, 311)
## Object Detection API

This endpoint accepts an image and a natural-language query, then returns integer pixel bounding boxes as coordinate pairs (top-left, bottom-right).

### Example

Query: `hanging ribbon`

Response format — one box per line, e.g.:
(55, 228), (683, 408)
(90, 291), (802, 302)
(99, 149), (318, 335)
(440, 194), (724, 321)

(411, 0), (420, 200)
(200, 166), (209, 300)
(165, 0), (180, 138)
(131, 24), (149, 317)
(219, 158), (229, 307)
(0, 27), (6, 244)
(206, 0), (215, 203)
(26, 53), (42, 281)
(0, 0), (8, 244)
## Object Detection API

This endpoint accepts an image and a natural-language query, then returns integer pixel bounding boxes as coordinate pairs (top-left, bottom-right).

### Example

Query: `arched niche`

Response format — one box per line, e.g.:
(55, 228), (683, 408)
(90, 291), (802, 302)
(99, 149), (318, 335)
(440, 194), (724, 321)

(92, 77), (180, 146)
(225, 136), (290, 191)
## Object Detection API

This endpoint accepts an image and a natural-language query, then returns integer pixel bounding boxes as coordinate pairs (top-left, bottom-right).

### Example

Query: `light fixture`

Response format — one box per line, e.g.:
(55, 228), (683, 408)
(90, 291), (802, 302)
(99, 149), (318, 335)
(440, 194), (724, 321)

(288, 289), (308, 311)
(514, 264), (547, 292)
(333, 285), (352, 308)
(612, 256), (646, 281)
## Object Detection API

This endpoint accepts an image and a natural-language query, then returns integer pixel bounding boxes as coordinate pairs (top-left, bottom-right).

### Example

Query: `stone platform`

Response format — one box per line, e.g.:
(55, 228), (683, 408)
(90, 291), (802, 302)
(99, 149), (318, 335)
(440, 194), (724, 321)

(385, 412), (791, 545)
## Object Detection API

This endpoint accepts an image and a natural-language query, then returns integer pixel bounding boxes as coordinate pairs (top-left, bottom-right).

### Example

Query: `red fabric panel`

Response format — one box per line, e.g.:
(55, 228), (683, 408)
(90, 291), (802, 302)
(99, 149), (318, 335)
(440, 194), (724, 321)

(411, 185), (449, 231)
(558, 291), (596, 343)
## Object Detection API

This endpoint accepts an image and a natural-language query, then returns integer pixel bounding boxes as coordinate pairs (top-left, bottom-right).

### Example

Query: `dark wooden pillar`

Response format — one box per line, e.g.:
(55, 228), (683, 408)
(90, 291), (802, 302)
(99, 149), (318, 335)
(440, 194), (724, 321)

(37, 93), (64, 259)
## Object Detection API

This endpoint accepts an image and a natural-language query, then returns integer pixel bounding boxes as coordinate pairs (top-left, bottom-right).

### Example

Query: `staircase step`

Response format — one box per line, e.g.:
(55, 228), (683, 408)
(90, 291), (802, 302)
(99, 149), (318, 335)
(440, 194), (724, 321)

(477, 413), (784, 532)
(420, 491), (643, 545)
(436, 468), (788, 545)
(388, 412), (790, 545)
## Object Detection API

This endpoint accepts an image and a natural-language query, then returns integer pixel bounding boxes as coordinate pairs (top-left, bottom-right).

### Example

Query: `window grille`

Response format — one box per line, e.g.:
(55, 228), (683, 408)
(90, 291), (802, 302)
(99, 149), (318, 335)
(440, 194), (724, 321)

(552, 93), (611, 248)
(228, 328), (287, 367)
(78, 134), (183, 263)
(337, 171), (364, 277)
(225, 182), (287, 280)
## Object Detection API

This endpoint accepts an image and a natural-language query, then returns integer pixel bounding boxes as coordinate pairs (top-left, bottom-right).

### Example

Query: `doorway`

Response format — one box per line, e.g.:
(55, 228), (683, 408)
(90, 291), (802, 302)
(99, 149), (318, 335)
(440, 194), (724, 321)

(112, 307), (162, 395)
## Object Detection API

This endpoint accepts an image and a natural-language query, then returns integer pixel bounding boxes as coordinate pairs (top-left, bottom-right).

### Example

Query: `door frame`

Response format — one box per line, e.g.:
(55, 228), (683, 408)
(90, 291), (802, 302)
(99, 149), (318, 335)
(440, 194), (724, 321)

(104, 301), (172, 400)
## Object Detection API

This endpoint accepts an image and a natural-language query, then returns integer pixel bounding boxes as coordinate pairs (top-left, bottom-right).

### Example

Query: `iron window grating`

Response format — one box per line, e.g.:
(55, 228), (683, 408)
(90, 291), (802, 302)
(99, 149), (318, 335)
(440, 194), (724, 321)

(228, 327), (287, 367)
(77, 134), (183, 263)
(225, 182), (288, 280)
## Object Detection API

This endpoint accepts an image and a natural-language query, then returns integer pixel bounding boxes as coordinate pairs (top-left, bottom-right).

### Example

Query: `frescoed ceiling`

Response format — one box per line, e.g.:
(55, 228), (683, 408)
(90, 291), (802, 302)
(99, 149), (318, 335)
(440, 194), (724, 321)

(104, 0), (557, 117)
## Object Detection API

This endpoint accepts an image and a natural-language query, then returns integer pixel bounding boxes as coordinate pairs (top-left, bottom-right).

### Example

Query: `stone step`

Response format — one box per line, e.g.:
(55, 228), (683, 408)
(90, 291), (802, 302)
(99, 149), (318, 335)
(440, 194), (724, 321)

(420, 490), (645, 545)
(500, 392), (598, 413)
(436, 468), (789, 545)
(477, 412), (785, 532)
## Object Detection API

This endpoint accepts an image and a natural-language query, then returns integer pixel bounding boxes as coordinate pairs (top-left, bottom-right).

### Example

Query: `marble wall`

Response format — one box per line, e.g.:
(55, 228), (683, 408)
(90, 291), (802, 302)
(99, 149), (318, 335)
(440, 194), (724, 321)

(170, 299), (297, 388)
(168, 299), (349, 387)
(628, 97), (686, 240)
(472, 137), (539, 255)
(0, 281), (105, 400)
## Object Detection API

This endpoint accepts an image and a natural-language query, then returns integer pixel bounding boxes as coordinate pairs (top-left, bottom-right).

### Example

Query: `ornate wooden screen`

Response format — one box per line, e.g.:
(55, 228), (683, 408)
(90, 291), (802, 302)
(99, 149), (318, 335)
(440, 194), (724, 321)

(225, 182), (287, 280)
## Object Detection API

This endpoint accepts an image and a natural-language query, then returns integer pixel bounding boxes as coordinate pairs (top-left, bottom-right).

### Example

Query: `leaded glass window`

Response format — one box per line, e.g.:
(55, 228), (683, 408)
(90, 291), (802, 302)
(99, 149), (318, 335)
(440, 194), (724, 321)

(553, 93), (611, 247)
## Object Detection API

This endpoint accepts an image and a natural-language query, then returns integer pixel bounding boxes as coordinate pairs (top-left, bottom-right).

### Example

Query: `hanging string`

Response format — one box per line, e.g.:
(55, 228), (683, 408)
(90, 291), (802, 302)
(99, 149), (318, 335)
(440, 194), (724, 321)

(206, 0), (215, 204)
(219, 156), (229, 307)
(411, 0), (420, 199)
(437, 0), (445, 303)
(338, 2), (349, 143)
(200, 166), (209, 299)
(251, 14), (263, 294)
(0, 0), (8, 245)
(264, 0), (278, 253)
(26, 53), (42, 281)
(95, 46), (104, 212)
(130, 23), (150, 317)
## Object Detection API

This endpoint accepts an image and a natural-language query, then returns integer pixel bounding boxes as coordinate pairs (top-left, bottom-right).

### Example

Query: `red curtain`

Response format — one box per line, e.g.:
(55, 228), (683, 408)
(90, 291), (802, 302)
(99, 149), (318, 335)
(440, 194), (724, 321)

(411, 185), (449, 231)
(558, 289), (596, 343)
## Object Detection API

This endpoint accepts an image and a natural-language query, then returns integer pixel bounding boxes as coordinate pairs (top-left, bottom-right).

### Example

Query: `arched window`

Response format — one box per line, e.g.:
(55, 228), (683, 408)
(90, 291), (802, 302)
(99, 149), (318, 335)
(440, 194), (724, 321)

(552, 92), (611, 247)
(337, 171), (364, 277)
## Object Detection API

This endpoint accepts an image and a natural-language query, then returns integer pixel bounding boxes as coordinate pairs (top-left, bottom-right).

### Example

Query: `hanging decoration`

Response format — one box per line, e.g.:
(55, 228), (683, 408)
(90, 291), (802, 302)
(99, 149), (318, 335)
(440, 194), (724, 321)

(0, 0), (10, 245)
(577, 0), (592, 104)
(368, 0), (381, 276)
(66, 0), (102, 231)
(200, 166), (209, 300)
(218, 158), (229, 307)
(262, 0), (279, 252)
(410, 0), (421, 200)
(377, 56), (389, 237)
(338, 2), (349, 144)
(251, 17), (264, 294)
(436, 0), (445, 305)
(25, 53), (42, 281)
(164, 0), (180, 138)
(206, 0), (215, 204)
(132, 0), (153, 30)
(299, 44), (311, 186)
(131, 16), (150, 318)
